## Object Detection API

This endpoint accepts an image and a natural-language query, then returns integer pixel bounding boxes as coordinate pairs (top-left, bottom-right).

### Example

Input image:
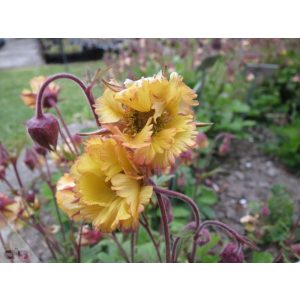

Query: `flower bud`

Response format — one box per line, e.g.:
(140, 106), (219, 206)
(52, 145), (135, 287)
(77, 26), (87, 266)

(197, 228), (211, 246)
(220, 243), (244, 263)
(196, 132), (209, 149)
(79, 226), (102, 246)
(26, 114), (60, 151)
(71, 134), (82, 146)
(24, 148), (38, 171)
(33, 145), (47, 156)
(26, 190), (36, 203)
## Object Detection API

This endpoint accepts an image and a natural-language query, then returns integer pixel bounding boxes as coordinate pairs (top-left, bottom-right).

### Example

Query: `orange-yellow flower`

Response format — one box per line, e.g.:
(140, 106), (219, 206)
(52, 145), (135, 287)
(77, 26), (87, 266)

(0, 193), (19, 229)
(56, 136), (153, 233)
(20, 76), (60, 108)
(56, 173), (82, 221)
(95, 71), (198, 170)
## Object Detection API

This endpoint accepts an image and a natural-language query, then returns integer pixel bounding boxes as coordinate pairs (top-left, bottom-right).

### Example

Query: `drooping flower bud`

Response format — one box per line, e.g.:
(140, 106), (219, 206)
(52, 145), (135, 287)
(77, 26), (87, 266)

(71, 134), (82, 147)
(196, 228), (211, 246)
(79, 226), (102, 246)
(33, 145), (47, 156)
(218, 134), (235, 156)
(26, 190), (36, 203)
(24, 148), (38, 171)
(26, 114), (60, 151)
(0, 142), (10, 167)
(220, 243), (244, 263)
(196, 132), (209, 149)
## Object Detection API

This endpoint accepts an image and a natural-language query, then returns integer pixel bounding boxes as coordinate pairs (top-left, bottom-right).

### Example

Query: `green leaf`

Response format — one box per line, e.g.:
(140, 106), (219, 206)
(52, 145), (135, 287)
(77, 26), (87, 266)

(198, 55), (221, 71)
(252, 251), (274, 263)
(200, 205), (216, 219)
(197, 233), (220, 261)
(197, 186), (218, 206)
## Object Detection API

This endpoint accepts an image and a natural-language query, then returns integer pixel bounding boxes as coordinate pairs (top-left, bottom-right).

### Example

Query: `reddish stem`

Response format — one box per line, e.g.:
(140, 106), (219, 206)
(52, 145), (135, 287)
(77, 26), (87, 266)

(140, 214), (162, 262)
(35, 73), (100, 127)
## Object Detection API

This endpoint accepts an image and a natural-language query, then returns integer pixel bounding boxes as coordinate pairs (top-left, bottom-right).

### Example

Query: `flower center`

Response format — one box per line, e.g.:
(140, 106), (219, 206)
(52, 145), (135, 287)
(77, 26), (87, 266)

(124, 109), (171, 135)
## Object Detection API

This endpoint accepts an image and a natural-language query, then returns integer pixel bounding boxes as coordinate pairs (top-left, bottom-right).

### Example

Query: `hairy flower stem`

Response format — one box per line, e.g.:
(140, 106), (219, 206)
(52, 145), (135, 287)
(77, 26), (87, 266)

(139, 215), (162, 262)
(45, 175), (66, 243)
(155, 190), (172, 263)
(111, 232), (130, 263)
(35, 73), (100, 127)
(198, 220), (256, 249)
(50, 99), (79, 155)
(153, 186), (201, 263)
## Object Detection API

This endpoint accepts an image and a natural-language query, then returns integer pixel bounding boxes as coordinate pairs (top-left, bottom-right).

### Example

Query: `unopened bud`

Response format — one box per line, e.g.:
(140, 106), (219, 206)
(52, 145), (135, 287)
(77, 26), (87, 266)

(33, 145), (47, 156)
(26, 114), (60, 151)
(26, 190), (36, 203)
(220, 243), (244, 263)
(24, 148), (38, 171)
(196, 132), (209, 149)
(197, 228), (211, 246)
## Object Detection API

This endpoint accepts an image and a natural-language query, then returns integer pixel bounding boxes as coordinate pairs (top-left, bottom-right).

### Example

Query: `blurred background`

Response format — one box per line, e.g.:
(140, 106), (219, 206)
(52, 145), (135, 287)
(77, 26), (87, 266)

(0, 38), (300, 261)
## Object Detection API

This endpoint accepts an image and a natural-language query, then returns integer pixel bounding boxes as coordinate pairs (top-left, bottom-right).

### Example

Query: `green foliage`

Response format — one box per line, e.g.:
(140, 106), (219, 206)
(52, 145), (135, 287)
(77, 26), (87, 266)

(196, 233), (220, 263)
(252, 251), (274, 263)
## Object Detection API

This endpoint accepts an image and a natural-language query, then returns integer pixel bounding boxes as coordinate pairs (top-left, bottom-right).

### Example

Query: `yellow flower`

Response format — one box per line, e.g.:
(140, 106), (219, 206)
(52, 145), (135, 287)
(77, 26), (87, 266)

(20, 76), (60, 108)
(56, 173), (82, 221)
(0, 193), (19, 229)
(58, 137), (153, 233)
(95, 71), (198, 169)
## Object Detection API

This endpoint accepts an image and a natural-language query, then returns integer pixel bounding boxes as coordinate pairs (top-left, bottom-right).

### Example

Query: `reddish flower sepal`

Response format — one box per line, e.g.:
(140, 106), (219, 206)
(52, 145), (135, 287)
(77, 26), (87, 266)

(26, 114), (60, 151)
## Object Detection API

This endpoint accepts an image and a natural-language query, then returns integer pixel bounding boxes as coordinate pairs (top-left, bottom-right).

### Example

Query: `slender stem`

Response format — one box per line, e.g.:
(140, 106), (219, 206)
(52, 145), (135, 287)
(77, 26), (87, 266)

(46, 178), (67, 242)
(0, 231), (7, 250)
(172, 237), (181, 263)
(34, 223), (58, 261)
(12, 161), (24, 189)
(50, 100), (79, 155)
(2, 177), (16, 192)
(153, 186), (201, 263)
(0, 232), (13, 263)
(155, 190), (172, 263)
(35, 73), (100, 126)
(198, 220), (256, 249)
(139, 215), (162, 262)
(59, 126), (76, 156)
(130, 232), (136, 263)
(153, 187), (201, 230)
(111, 233), (130, 263)
(76, 223), (84, 263)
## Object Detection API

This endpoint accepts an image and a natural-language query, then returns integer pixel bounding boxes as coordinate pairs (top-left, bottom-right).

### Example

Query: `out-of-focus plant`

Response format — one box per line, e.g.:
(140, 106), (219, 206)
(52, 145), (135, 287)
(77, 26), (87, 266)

(241, 185), (300, 262)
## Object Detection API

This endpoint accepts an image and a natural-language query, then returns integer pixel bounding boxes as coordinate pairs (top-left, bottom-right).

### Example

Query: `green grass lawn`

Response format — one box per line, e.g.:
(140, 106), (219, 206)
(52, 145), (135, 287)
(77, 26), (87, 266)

(0, 61), (105, 150)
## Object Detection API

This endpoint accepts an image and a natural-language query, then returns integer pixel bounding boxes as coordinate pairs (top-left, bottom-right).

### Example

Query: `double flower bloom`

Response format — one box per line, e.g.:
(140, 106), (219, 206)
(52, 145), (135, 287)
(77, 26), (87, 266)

(57, 71), (199, 233)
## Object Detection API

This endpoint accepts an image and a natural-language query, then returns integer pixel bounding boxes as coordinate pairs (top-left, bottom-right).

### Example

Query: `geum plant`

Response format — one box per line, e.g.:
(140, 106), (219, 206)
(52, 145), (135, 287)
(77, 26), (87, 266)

(24, 69), (255, 263)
